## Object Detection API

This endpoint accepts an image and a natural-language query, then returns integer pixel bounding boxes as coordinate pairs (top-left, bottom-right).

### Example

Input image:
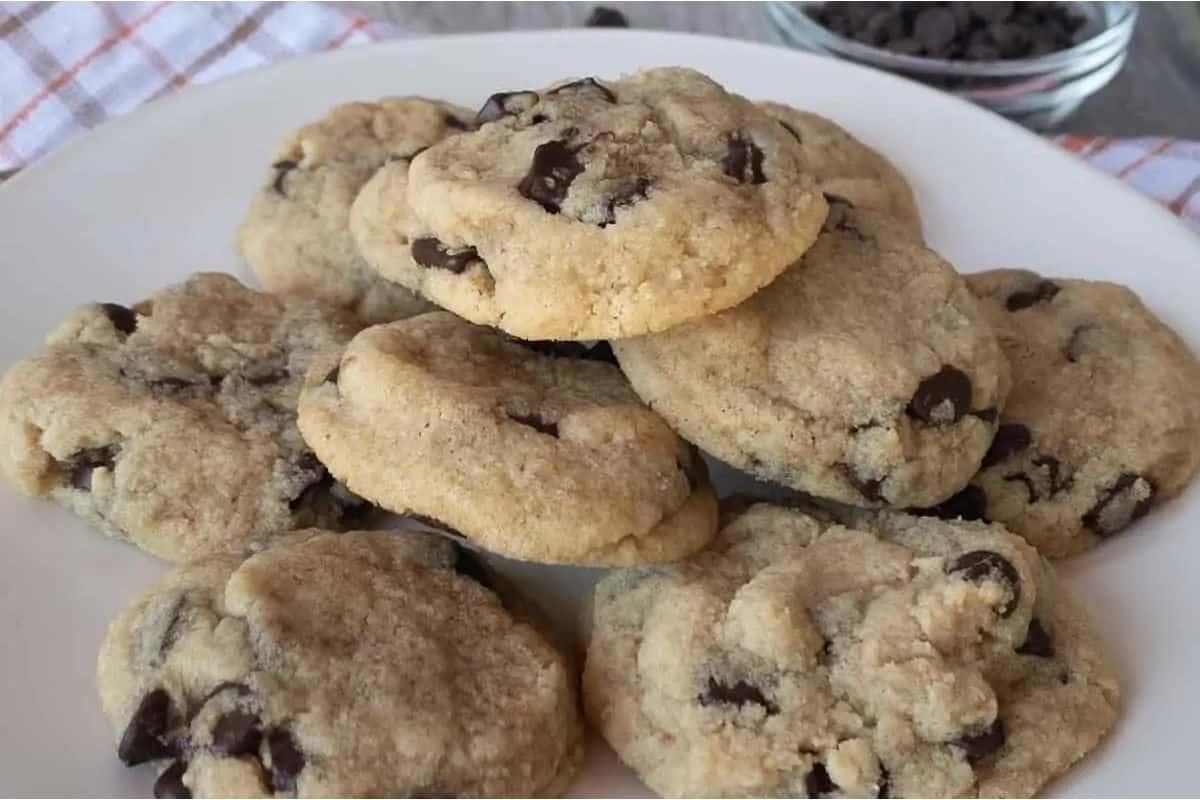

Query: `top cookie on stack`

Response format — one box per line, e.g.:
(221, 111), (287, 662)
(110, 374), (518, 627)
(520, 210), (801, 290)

(353, 67), (828, 340)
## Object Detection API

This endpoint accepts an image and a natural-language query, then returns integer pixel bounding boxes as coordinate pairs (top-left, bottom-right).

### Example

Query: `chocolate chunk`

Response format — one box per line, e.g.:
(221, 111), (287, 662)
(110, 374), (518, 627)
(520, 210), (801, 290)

(452, 543), (494, 589)
(411, 237), (482, 273)
(101, 303), (138, 335)
(600, 178), (651, 227)
(923, 485), (988, 522)
(806, 763), (835, 797)
(948, 550), (1020, 617)
(548, 77), (616, 103)
(585, 6), (629, 27)
(723, 133), (767, 185)
(118, 689), (175, 765)
(1082, 473), (1154, 537)
(153, 760), (191, 799)
(518, 139), (585, 213)
(982, 423), (1032, 468)
(211, 709), (262, 757)
(323, 365), (339, 385)
(954, 718), (1006, 763)
(442, 113), (468, 131)
(66, 445), (118, 491)
(506, 411), (559, 437)
(271, 160), (297, 195)
(474, 90), (539, 126)
(1006, 280), (1060, 311)
(840, 463), (885, 503)
(1016, 618), (1055, 657)
(699, 676), (779, 715)
(267, 728), (305, 791)
(907, 366), (971, 425)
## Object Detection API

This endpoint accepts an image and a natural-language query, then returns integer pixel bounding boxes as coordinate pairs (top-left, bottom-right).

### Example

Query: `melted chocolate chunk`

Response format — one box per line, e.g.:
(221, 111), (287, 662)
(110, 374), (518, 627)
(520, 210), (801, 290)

(506, 411), (559, 437)
(65, 444), (118, 491)
(1082, 472), (1154, 537)
(118, 689), (175, 765)
(954, 718), (1006, 763)
(907, 366), (972, 425)
(271, 160), (297, 195)
(518, 139), (585, 213)
(411, 237), (482, 274)
(982, 423), (1032, 468)
(101, 303), (138, 335)
(153, 760), (191, 799)
(948, 550), (1020, 617)
(840, 463), (885, 503)
(548, 77), (616, 103)
(600, 178), (651, 227)
(1016, 617), (1055, 657)
(1006, 280), (1060, 311)
(698, 676), (779, 715)
(267, 728), (305, 791)
(475, 90), (540, 126)
(722, 133), (767, 185)
(806, 763), (835, 797)
(922, 485), (988, 522)
(211, 710), (262, 757)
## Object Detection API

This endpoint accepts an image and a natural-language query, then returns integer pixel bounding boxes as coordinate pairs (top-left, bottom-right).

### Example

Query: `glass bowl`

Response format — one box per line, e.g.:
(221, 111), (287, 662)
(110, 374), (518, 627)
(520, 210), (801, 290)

(767, 2), (1138, 129)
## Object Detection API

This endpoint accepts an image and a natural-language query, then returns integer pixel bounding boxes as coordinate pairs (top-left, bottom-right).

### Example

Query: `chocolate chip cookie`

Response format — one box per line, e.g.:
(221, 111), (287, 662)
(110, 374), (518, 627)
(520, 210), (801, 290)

(584, 502), (1119, 797)
(931, 269), (1200, 557)
(97, 528), (583, 797)
(0, 273), (369, 562)
(759, 102), (922, 235)
(614, 203), (1010, 508)
(237, 98), (470, 323)
(382, 68), (827, 340)
(297, 311), (718, 565)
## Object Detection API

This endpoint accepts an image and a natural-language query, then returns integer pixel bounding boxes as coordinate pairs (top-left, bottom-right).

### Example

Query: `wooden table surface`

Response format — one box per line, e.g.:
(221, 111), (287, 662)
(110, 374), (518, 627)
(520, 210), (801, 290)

(353, 1), (1200, 137)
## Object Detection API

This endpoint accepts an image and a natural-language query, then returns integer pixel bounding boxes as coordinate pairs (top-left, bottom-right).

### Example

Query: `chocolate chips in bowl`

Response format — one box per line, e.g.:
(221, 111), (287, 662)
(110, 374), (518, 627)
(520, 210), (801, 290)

(767, 1), (1138, 129)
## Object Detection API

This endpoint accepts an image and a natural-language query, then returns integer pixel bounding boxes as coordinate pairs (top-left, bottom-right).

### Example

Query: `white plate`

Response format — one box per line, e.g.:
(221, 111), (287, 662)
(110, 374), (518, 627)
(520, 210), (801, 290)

(0, 29), (1197, 798)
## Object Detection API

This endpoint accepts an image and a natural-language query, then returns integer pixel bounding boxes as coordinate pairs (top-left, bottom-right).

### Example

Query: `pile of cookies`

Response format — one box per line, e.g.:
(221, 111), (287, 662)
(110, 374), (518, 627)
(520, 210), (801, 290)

(2, 66), (1198, 798)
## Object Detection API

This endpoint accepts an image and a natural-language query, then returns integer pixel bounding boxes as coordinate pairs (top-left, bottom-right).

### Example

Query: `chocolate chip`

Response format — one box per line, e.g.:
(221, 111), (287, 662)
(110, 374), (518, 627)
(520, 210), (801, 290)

(922, 485), (988, 522)
(1082, 473), (1154, 537)
(118, 689), (175, 766)
(953, 718), (1005, 763)
(806, 763), (835, 797)
(271, 160), (297, 195)
(600, 178), (651, 227)
(323, 365), (339, 385)
(822, 192), (855, 208)
(548, 77), (616, 103)
(907, 366), (971, 425)
(506, 411), (559, 437)
(1016, 618), (1055, 657)
(153, 760), (191, 799)
(840, 463), (884, 503)
(267, 728), (305, 791)
(698, 677), (779, 715)
(101, 303), (138, 335)
(948, 550), (1020, 617)
(452, 543), (494, 589)
(518, 139), (584, 213)
(474, 91), (539, 126)
(442, 113), (468, 131)
(65, 445), (118, 491)
(723, 133), (766, 185)
(982, 423), (1032, 468)
(585, 6), (629, 27)
(211, 709), (262, 757)
(1006, 280), (1060, 311)
(411, 237), (482, 273)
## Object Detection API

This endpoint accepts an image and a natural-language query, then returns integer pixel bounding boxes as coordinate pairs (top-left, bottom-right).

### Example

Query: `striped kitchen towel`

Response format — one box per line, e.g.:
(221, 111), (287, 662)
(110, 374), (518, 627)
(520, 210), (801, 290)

(2, 1), (1198, 230)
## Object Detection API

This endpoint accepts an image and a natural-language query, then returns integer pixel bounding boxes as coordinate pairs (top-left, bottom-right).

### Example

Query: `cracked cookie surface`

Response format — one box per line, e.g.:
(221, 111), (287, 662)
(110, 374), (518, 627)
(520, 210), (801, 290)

(933, 269), (1200, 557)
(97, 529), (583, 797)
(237, 98), (469, 323)
(297, 311), (718, 565)
(584, 502), (1119, 797)
(614, 204), (1009, 508)
(384, 67), (827, 339)
(0, 273), (368, 562)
